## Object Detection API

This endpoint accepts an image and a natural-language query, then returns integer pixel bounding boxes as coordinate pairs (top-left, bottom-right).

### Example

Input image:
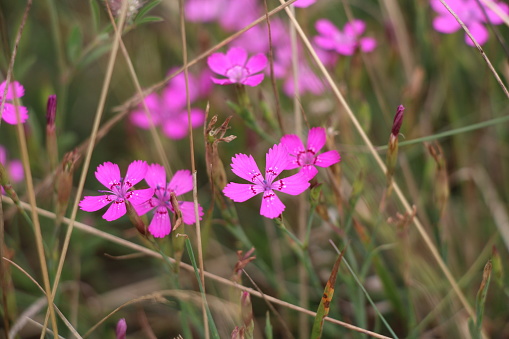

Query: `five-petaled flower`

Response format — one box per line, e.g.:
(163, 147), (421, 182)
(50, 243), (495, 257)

(430, 0), (509, 46)
(314, 19), (377, 55)
(79, 161), (154, 221)
(280, 127), (341, 177)
(135, 164), (204, 238)
(207, 47), (267, 86)
(223, 143), (311, 219)
(0, 81), (29, 125)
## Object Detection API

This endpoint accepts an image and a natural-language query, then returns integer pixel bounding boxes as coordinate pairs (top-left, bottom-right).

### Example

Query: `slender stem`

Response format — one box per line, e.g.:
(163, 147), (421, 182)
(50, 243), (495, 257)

(279, 0), (476, 319)
(42, 0), (130, 334)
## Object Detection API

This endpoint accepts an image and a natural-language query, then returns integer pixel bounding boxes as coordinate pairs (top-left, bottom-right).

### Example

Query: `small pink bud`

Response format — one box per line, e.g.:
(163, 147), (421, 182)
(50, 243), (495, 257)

(46, 95), (57, 128)
(116, 318), (127, 339)
(391, 105), (405, 137)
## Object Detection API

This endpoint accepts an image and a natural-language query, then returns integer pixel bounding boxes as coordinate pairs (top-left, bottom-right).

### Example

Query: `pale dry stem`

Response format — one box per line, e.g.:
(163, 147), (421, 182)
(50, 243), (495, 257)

(279, 0), (476, 320)
(2, 196), (392, 339)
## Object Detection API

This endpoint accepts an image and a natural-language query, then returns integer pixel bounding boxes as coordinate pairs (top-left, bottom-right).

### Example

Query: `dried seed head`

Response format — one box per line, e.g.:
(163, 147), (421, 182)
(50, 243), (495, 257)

(105, 0), (144, 20)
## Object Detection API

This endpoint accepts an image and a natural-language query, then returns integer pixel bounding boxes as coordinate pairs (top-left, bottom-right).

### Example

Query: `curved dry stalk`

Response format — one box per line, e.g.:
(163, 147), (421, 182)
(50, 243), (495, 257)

(437, 0), (509, 99)
(104, 1), (173, 176)
(44, 0), (130, 334)
(2, 196), (392, 339)
(278, 0), (476, 320)
(3, 258), (82, 339)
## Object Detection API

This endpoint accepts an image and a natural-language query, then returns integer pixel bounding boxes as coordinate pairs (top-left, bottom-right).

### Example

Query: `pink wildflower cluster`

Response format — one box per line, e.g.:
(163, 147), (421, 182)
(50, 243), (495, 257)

(223, 127), (340, 219)
(431, 0), (509, 46)
(130, 69), (210, 139)
(0, 80), (29, 125)
(79, 161), (203, 238)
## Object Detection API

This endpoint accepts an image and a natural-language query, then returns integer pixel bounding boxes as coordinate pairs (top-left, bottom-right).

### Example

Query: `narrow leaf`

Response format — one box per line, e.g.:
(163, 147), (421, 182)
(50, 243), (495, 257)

(310, 246), (346, 339)
(135, 16), (164, 26)
(135, 0), (162, 20)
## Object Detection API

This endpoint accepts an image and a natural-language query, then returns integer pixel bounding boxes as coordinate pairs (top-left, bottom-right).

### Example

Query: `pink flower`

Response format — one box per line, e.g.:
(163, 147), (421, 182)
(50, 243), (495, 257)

(294, 0), (316, 8)
(79, 161), (154, 221)
(185, 0), (224, 22)
(223, 143), (312, 219)
(135, 164), (204, 238)
(431, 0), (509, 46)
(0, 81), (29, 125)
(314, 19), (377, 55)
(116, 318), (127, 339)
(0, 145), (24, 193)
(280, 127), (341, 176)
(207, 47), (267, 86)
(130, 70), (208, 139)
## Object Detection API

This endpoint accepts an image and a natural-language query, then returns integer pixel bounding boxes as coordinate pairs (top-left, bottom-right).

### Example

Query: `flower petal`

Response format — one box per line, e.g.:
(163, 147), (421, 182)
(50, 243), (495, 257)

(124, 160), (148, 187)
(134, 197), (157, 215)
(242, 74), (265, 87)
(271, 170), (310, 195)
(245, 53), (267, 74)
(265, 143), (290, 184)
(315, 150), (341, 167)
(102, 200), (127, 221)
(168, 169), (193, 196)
(145, 163), (166, 188)
(79, 195), (113, 212)
(2, 104), (28, 124)
(127, 187), (155, 205)
(148, 206), (172, 238)
(208, 52), (230, 76)
(227, 47), (248, 66)
(344, 19), (366, 37)
(231, 153), (264, 184)
(162, 119), (189, 139)
(293, 0), (316, 8)
(8, 160), (24, 182)
(179, 201), (203, 225)
(223, 182), (262, 202)
(315, 19), (339, 38)
(360, 37), (377, 52)
(306, 127), (326, 153)
(95, 162), (121, 190)
(465, 21), (488, 46)
(0, 81), (25, 100)
(211, 77), (233, 85)
(280, 134), (305, 170)
(314, 36), (336, 50)
(260, 190), (285, 219)
(433, 15), (461, 34)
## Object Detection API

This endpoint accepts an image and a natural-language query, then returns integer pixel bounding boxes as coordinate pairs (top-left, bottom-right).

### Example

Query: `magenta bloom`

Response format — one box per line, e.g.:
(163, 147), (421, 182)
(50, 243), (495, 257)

(116, 318), (127, 339)
(314, 19), (377, 55)
(0, 81), (28, 125)
(294, 0), (316, 8)
(431, 0), (509, 46)
(223, 143), (312, 219)
(79, 161), (154, 221)
(130, 70), (208, 139)
(135, 164), (203, 238)
(207, 47), (267, 87)
(280, 127), (341, 176)
(0, 145), (24, 193)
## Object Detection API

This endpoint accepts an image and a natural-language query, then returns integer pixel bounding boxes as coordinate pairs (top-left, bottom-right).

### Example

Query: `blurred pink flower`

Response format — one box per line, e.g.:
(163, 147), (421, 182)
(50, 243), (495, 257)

(314, 19), (377, 55)
(185, 0), (224, 22)
(219, 0), (260, 30)
(0, 81), (28, 125)
(223, 143), (312, 219)
(79, 161), (154, 221)
(430, 0), (509, 46)
(280, 127), (341, 177)
(0, 145), (24, 193)
(116, 318), (127, 339)
(130, 70), (209, 139)
(208, 47), (267, 86)
(135, 164), (203, 238)
(294, 0), (316, 8)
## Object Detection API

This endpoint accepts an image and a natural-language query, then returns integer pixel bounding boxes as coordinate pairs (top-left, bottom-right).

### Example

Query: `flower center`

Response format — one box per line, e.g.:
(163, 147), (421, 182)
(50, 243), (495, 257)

(226, 65), (249, 83)
(297, 149), (316, 166)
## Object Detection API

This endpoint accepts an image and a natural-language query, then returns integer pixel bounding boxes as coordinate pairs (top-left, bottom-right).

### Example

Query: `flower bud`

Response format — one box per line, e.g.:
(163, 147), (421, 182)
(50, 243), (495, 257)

(116, 318), (127, 339)
(46, 95), (58, 171)
(391, 105), (405, 137)
(386, 105), (405, 194)
(125, 201), (147, 236)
